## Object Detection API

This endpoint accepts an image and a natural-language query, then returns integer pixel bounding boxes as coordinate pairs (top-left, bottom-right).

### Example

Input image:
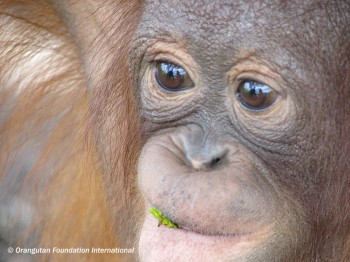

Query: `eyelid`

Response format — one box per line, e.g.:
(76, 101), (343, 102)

(152, 59), (182, 68)
(236, 74), (280, 91)
(144, 42), (199, 83)
(226, 58), (286, 95)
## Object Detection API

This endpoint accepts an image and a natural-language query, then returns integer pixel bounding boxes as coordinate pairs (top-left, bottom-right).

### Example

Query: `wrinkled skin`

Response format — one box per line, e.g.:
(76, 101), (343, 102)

(1, 0), (350, 261)
(133, 1), (350, 261)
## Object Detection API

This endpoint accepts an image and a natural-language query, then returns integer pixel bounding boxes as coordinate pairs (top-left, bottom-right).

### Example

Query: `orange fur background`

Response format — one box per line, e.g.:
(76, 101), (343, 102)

(0, 1), (140, 261)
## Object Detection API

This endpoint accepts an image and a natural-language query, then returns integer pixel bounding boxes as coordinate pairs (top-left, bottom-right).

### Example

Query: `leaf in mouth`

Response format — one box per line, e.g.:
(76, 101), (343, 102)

(149, 208), (180, 229)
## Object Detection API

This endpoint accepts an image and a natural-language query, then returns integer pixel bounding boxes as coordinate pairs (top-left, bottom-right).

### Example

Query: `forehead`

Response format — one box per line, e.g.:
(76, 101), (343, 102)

(137, 1), (315, 75)
(140, 0), (309, 44)
(136, 0), (346, 85)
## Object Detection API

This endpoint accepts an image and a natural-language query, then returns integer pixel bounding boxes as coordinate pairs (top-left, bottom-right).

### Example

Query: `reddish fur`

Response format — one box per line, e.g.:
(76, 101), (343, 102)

(0, 0), (140, 261)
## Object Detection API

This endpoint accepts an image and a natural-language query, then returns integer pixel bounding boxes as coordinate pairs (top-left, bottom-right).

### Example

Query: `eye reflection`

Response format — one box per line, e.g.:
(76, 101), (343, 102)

(236, 80), (277, 111)
(155, 61), (194, 91)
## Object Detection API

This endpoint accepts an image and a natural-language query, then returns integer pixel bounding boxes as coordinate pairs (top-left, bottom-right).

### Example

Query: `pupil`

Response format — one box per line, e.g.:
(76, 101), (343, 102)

(247, 84), (257, 96)
(164, 63), (174, 77)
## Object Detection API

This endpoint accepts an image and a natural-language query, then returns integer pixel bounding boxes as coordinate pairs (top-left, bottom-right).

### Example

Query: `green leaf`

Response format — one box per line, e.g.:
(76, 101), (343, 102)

(149, 208), (180, 229)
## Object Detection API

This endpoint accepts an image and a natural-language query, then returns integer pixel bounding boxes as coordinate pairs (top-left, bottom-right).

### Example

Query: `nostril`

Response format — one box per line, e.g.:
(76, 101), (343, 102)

(190, 153), (225, 171)
(210, 157), (221, 167)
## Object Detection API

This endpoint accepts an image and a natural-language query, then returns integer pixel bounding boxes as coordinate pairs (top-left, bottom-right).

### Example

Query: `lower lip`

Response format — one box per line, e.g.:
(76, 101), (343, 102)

(138, 214), (251, 262)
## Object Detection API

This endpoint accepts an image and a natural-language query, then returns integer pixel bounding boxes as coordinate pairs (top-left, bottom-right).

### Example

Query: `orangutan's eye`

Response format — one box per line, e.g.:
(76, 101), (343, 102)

(236, 80), (277, 111)
(155, 61), (194, 92)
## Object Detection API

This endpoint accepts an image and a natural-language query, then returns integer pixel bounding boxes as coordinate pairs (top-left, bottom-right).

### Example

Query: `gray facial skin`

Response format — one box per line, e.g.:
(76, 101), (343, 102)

(131, 1), (350, 261)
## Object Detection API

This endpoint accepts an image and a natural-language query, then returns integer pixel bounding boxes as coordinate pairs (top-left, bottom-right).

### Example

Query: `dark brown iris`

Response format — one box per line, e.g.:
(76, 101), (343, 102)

(237, 80), (277, 110)
(155, 61), (194, 91)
